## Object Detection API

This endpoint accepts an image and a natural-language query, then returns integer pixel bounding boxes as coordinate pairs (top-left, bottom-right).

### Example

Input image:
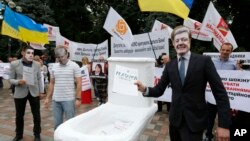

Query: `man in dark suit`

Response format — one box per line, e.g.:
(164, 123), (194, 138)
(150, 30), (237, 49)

(135, 25), (231, 141)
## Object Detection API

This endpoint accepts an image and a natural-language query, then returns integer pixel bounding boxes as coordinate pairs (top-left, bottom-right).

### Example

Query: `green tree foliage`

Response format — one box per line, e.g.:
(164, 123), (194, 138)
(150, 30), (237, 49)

(17, 0), (56, 25)
(49, 0), (93, 42)
(0, 0), (249, 61)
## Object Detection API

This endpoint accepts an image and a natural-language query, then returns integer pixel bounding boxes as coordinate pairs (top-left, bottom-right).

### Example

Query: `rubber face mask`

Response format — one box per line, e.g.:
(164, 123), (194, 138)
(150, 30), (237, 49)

(57, 54), (68, 65)
(55, 49), (68, 65)
(25, 49), (34, 61)
(173, 32), (191, 56)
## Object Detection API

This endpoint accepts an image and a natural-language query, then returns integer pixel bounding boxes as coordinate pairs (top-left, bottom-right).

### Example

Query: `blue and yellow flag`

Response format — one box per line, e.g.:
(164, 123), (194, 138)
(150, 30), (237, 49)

(138, 0), (194, 20)
(1, 6), (48, 44)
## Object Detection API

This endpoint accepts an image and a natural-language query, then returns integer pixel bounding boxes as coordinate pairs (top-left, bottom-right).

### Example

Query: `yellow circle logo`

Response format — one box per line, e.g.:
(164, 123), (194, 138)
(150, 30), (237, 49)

(116, 19), (128, 35)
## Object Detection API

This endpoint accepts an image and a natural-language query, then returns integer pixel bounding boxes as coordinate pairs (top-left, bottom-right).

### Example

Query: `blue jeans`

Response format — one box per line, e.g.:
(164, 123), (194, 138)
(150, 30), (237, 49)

(52, 100), (75, 129)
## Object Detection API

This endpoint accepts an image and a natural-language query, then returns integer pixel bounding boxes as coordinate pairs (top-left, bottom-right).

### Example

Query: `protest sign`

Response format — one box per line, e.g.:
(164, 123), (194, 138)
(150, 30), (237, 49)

(112, 65), (138, 96)
(80, 66), (91, 91)
(111, 30), (169, 58)
(203, 52), (250, 65)
(0, 63), (10, 79)
(154, 67), (172, 102)
(206, 70), (250, 113)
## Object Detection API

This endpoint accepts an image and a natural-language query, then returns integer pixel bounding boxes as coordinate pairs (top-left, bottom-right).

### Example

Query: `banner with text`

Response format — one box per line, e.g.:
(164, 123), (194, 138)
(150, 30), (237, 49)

(70, 40), (108, 62)
(151, 20), (173, 39)
(154, 67), (172, 102)
(56, 34), (108, 61)
(44, 24), (60, 41)
(203, 52), (250, 65)
(206, 70), (250, 113)
(111, 30), (169, 58)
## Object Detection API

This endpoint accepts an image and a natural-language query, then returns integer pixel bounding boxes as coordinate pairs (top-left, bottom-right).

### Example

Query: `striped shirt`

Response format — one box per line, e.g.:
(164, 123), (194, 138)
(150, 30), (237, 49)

(51, 60), (81, 101)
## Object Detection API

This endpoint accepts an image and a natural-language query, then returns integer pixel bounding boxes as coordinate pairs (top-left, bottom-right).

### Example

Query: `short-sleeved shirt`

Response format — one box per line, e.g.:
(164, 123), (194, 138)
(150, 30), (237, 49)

(212, 58), (237, 70)
(51, 60), (81, 101)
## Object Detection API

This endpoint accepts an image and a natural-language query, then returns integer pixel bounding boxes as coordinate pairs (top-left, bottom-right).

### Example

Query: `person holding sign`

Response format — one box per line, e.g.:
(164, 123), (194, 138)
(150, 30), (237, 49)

(9, 46), (44, 141)
(204, 42), (237, 141)
(91, 62), (107, 105)
(135, 25), (231, 141)
(81, 56), (92, 104)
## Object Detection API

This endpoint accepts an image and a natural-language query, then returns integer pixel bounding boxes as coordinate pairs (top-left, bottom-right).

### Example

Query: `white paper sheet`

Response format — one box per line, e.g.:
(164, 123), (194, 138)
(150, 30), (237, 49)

(23, 66), (34, 85)
(112, 65), (138, 96)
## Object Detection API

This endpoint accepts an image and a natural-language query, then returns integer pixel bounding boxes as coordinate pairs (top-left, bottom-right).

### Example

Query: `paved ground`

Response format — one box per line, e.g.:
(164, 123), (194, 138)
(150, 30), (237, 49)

(0, 84), (170, 141)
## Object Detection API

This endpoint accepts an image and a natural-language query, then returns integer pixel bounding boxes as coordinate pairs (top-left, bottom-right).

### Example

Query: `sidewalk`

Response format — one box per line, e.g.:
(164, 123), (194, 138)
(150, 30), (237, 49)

(0, 87), (170, 141)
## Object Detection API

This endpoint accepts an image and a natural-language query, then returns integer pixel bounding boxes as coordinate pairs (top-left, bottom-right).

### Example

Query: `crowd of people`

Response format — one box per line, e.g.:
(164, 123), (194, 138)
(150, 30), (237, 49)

(135, 25), (250, 141)
(1, 44), (108, 141)
(0, 25), (249, 141)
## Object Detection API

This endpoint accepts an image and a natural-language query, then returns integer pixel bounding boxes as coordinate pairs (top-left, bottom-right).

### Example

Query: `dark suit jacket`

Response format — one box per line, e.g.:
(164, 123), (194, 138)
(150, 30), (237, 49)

(146, 53), (231, 132)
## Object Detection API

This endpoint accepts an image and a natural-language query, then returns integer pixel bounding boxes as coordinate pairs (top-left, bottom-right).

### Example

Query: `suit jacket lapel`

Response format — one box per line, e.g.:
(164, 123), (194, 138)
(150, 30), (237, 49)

(184, 53), (196, 86)
(173, 58), (183, 87)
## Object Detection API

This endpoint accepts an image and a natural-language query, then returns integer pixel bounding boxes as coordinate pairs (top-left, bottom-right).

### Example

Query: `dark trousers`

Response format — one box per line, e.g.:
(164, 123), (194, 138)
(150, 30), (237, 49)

(205, 103), (217, 139)
(157, 101), (171, 112)
(14, 92), (41, 137)
(169, 118), (203, 141)
(0, 77), (3, 88)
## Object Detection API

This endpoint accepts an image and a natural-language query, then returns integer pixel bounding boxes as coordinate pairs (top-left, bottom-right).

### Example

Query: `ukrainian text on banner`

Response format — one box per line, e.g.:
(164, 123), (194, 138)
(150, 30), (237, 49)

(111, 30), (169, 58)
(154, 67), (172, 102)
(56, 34), (72, 50)
(80, 66), (91, 91)
(112, 65), (138, 96)
(203, 52), (250, 65)
(183, 17), (212, 41)
(56, 34), (108, 61)
(200, 2), (237, 50)
(206, 70), (250, 113)
(43, 24), (60, 41)
(151, 20), (173, 38)
(69, 40), (108, 62)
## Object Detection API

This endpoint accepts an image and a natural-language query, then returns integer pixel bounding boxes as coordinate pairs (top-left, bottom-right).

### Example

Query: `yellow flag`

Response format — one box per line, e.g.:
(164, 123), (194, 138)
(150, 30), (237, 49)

(138, 0), (194, 20)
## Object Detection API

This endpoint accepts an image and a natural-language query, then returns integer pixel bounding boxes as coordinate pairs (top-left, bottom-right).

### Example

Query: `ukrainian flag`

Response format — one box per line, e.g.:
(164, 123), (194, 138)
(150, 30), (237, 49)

(1, 6), (48, 44)
(138, 0), (194, 20)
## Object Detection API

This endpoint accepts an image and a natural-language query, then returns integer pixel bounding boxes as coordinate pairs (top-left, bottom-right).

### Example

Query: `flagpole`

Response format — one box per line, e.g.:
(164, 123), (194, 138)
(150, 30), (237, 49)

(92, 45), (98, 61)
(147, 33), (157, 60)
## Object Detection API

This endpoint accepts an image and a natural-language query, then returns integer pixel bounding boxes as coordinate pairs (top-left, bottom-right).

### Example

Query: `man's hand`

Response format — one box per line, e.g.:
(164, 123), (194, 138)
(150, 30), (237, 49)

(44, 98), (50, 109)
(39, 93), (46, 100)
(75, 100), (81, 108)
(216, 127), (230, 141)
(18, 80), (26, 86)
(134, 80), (146, 93)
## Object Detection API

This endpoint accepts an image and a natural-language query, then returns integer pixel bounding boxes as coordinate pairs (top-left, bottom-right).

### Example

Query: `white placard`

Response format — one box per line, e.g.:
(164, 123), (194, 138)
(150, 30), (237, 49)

(112, 65), (138, 96)
(203, 52), (250, 65)
(0, 63), (10, 79)
(23, 66), (34, 85)
(80, 66), (91, 91)
(206, 70), (250, 113)
(111, 30), (169, 58)
(154, 67), (172, 102)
